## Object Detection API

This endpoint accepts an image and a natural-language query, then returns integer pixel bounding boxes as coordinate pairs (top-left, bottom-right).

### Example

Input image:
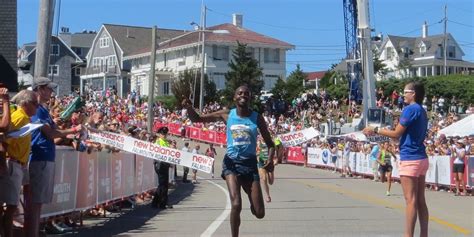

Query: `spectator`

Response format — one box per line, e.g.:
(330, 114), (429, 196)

(205, 144), (217, 178)
(452, 140), (467, 196)
(26, 77), (84, 237)
(181, 142), (191, 183)
(151, 127), (172, 209)
(191, 144), (201, 184)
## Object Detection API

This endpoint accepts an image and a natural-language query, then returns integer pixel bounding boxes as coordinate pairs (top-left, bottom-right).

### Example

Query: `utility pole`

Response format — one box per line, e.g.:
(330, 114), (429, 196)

(357, 0), (376, 127)
(147, 26), (157, 133)
(199, 4), (207, 112)
(34, 0), (55, 78)
(443, 4), (448, 75)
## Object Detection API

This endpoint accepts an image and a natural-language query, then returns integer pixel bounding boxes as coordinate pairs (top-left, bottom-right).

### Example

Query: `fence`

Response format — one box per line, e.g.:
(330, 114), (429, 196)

(287, 146), (473, 189)
(41, 147), (157, 218)
(154, 122), (226, 146)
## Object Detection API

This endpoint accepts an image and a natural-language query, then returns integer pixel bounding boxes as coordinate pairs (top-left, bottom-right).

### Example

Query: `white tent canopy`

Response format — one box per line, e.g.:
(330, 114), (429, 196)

(438, 114), (474, 137)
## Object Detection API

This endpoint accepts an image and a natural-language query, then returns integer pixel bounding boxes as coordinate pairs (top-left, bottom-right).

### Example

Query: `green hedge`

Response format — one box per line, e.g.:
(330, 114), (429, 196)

(376, 75), (474, 105)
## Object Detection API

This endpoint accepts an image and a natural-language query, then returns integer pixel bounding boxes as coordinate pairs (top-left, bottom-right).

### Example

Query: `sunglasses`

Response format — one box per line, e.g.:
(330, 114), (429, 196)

(403, 90), (415, 94)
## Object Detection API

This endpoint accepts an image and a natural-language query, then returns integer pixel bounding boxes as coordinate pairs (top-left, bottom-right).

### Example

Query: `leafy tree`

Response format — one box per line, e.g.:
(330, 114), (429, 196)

(373, 51), (388, 79)
(171, 69), (217, 107)
(396, 59), (412, 78)
(270, 77), (288, 100)
(222, 42), (264, 107)
(284, 64), (306, 102)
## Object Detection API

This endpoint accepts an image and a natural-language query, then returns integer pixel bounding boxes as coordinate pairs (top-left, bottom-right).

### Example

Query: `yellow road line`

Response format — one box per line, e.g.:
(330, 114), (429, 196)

(296, 179), (472, 236)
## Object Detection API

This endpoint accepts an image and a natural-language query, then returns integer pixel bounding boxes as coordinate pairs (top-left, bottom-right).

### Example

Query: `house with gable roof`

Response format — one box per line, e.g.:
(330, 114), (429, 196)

(80, 24), (186, 97)
(377, 22), (474, 79)
(124, 14), (294, 97)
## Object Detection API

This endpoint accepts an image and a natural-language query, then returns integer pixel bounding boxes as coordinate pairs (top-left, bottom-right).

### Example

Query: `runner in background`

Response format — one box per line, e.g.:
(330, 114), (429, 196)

(377, 141), (397, 196)
(183, 85), (275, 237)
(257, 138), (275, 203)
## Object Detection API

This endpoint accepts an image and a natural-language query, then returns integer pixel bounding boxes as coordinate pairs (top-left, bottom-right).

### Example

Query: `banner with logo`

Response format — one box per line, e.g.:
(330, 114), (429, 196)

(88, 129), (214, 173)
(42, 148), (79, 217)
(278, 127), (320, 147)
(75, 151), (98, 210)
(97, 151), (112, 203)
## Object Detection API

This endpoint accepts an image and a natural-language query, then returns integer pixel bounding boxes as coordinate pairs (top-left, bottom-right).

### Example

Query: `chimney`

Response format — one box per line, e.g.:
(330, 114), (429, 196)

(59, 27), (71, 46)
(422, 21), (428, 38)
(232, 13), (243, 28)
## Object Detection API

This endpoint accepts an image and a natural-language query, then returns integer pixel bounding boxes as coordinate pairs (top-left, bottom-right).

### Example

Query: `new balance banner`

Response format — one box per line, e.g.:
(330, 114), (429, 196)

(278, 127), (320, 147)
(88, 129), (214, 173)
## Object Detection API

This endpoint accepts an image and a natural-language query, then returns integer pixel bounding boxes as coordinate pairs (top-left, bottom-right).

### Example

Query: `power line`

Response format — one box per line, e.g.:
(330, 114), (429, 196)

(207, 8), (343, 32)
(399, 20), (442, 36)
(294, 44), (346, 48)
(448, 20), (474, 28)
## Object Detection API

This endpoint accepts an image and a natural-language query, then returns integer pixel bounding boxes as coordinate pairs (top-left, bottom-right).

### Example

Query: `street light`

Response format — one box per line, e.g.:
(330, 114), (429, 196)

(190, 21), (229, 112)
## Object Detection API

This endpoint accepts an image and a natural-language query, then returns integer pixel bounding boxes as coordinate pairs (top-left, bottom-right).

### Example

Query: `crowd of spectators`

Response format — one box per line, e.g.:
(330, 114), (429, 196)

(1, 80), (473, 235)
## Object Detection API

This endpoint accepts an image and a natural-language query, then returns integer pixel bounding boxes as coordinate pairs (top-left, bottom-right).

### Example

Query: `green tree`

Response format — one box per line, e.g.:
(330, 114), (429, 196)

(222, 42), (263, 107)
(397, 59), (412, 78)
(171, 69), (217, 107)
(283, 64), (306, 102)
(270, 77), (287, 100)
(373, 51), (388, 79)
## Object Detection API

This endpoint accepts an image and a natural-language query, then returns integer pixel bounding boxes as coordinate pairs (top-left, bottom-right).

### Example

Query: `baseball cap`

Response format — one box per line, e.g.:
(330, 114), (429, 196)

(32, 77), (58, 90)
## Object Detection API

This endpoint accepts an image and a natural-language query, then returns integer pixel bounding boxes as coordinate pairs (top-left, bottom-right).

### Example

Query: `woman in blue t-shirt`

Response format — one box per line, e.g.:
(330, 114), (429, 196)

(363, 82), (429, 237)
(184, 85), (275, 237)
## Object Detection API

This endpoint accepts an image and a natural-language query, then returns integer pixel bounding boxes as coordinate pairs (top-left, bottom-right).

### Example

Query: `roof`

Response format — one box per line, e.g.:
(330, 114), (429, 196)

(23, 36), (83, 63)
(70, 32), (96, 48)
(126, 23), (294, 58)
(159, 23), (294, 51)
(306, 71), (327, 81)
(384, 33), (462, 59)
(103, 24), (187, 56)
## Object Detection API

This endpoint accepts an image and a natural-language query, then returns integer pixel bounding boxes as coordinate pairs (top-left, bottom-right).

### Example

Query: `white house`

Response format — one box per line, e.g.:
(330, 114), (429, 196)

(377, 22), (474, 80)
(124, 14), (294, 97)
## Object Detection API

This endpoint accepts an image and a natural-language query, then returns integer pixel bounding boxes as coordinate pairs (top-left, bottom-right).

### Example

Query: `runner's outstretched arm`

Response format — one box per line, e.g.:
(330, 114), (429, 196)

(182, 99), (229, 123)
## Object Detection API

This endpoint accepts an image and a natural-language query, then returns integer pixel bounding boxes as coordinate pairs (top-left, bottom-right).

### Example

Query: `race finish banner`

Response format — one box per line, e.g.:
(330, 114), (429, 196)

(278, 127), (320, 147)
(88, 129), (214, 173)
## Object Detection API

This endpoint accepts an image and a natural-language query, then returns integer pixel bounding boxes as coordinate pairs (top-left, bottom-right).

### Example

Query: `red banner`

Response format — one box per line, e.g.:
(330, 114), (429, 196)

(75, 152), (98, 210)
(189, 127), (200, 140)
(287, 146), (305, 164)
(216, 132), (226, 145)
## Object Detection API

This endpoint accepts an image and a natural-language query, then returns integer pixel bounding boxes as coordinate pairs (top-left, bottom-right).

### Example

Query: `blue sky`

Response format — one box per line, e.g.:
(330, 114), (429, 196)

(18, 0), (473, 73)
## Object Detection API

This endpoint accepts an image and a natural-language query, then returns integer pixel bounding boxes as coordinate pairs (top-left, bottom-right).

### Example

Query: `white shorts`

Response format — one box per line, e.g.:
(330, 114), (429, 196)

(29, 161), (55, 204)
(0, 160), (28, 205)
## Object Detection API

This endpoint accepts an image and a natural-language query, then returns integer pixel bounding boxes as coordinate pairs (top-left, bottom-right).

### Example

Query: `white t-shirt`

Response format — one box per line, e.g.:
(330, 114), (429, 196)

(454, 147), (465, 164)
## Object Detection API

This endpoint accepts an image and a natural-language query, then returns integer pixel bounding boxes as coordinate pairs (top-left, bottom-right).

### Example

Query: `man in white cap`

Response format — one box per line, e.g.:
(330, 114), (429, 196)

(25, 77), (84, 237)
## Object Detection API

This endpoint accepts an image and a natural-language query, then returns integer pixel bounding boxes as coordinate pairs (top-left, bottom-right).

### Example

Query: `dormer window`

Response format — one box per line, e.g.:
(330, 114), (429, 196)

(99, 37), (110, 48)
(419, 41), (427, 55)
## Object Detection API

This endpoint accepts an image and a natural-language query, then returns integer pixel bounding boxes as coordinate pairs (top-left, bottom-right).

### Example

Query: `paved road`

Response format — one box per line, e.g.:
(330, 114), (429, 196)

(61, 138), (473, 237)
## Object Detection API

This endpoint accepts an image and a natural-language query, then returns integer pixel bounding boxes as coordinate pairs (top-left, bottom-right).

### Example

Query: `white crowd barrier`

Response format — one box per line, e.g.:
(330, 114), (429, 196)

(41, 147), (158, 218)
(304, 147), (472, 188)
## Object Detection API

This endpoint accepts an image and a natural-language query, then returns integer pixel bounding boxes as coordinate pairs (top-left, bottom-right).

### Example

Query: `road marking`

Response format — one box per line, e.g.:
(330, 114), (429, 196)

(296, 179), (472, 236)
(200, 179), (231, 237)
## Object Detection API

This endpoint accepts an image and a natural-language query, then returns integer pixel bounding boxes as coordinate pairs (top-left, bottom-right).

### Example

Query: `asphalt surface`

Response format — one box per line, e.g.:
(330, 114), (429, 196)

(56, 137), (473, 237)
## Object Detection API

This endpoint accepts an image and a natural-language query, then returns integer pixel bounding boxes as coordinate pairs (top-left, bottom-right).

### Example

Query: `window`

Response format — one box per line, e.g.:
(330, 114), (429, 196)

(73, 47), (82, 56)
(212, 45), (229, 61)
(48, 65), (59, 76)
(385, 47), (393, 60)
(264, 48), (280, 63)
(99, 37), (110, 48)
(193, 47), (201, 62)
(51, 44), (59, 56)
(75, 67), (81, 76)
(108, 55), (117, 66)
(448, 46), (456, 58)
(92, 57), (101, 67)
(163, 81), (170, 95)
(419, 44), (426, 54)
(177, 49), (186, 66)
(246, 47), (255, 59)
